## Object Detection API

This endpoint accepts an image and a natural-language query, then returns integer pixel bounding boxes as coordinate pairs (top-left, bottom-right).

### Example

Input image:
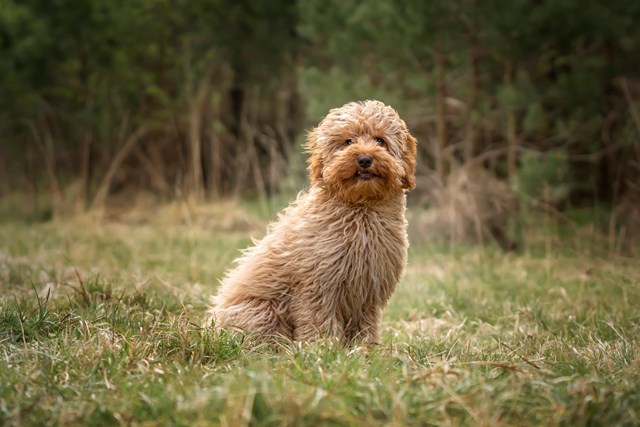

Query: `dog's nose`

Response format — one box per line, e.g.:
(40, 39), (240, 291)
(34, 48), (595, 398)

(357, 155), (373, 169)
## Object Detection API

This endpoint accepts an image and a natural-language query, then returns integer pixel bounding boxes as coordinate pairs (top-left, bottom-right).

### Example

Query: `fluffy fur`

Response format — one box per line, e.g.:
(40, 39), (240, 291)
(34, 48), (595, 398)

(206, 100), (417, 345)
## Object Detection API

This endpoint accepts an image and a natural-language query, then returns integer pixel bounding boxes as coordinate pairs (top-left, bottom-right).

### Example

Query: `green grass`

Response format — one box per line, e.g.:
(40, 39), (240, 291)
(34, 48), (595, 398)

(1, 204), (639, 426)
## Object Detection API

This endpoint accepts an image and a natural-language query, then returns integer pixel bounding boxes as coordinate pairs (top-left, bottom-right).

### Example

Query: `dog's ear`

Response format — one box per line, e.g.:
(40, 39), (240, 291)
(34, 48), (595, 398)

(305, 127), (323, 185)
(401, 132), (417, 190)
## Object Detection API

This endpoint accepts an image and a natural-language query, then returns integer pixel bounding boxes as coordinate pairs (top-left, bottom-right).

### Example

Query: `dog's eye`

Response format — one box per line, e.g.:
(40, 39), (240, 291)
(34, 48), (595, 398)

(375, 137), (385, 146)
(345, 138), (353, 145)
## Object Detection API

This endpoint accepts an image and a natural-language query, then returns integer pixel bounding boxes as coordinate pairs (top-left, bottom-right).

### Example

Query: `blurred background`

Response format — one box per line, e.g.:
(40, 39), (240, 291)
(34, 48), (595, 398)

(1, 0), (639, 250)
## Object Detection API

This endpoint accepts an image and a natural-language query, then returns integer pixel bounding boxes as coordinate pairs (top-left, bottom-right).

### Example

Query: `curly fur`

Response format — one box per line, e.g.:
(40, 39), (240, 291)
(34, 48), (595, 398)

(206, 100), (417, 345)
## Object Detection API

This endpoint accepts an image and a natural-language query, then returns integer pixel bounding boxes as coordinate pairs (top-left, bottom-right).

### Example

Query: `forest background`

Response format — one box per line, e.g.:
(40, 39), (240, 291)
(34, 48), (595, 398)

(2, 0), (639, 247)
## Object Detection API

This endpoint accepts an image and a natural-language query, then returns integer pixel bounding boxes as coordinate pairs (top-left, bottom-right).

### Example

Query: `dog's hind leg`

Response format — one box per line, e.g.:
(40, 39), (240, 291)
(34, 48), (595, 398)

(291, 303), (343, 342)
(208, 298), (293, 339)
(293, 318), (343, 342)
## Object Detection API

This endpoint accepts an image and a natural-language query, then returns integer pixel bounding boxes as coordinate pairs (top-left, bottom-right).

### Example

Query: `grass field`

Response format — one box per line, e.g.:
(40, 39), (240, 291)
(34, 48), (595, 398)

(1, 200), (639, 426)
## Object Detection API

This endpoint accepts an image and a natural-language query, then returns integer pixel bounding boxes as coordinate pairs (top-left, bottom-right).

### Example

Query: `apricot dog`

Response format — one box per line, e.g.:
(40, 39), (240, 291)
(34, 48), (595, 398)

(206, 100), (417, 345)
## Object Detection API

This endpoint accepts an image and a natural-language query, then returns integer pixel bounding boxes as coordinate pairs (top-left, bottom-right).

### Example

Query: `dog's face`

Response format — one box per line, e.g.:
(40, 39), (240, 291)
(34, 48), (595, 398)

(306, 100), (417, 204)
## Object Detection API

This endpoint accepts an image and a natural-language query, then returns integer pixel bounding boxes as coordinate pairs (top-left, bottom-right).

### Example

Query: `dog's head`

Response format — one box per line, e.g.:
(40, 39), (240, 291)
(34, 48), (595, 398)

(305, 100), (417, 204)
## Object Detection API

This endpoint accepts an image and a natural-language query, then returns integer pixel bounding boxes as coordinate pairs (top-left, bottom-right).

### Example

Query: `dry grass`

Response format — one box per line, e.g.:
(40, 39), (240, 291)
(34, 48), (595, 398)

(411, 166), (518, 250)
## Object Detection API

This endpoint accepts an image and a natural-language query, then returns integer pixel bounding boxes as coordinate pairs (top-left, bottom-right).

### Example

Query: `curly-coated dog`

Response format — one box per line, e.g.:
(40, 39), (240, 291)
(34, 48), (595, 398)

(206, 100), (417, 345)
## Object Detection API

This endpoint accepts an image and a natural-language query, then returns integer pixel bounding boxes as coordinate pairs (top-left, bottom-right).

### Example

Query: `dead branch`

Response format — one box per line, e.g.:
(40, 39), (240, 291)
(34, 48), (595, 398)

(91, 126), (149, 211)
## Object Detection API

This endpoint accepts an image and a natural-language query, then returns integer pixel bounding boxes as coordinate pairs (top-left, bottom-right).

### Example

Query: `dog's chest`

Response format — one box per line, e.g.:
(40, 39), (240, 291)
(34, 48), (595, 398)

(311, 209), (406, 305)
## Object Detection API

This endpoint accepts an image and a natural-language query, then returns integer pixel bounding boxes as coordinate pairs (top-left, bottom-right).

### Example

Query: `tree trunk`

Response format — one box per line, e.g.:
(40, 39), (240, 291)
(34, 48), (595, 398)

(464, 43), (481, 164)
(80, 133), (92, 211)
(188, 77), (210, 202)
(505, 63), (518, 179)
(435, 51), (449, 180)
(29, 122), (64, 218)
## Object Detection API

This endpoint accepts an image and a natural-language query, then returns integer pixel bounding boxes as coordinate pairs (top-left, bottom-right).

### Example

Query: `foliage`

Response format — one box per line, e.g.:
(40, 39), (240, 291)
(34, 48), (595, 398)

(297, 0), (640, 204)
(513, 150), (571, 205)
(0, 0), (300, 203)
(1, 0), (640, 216)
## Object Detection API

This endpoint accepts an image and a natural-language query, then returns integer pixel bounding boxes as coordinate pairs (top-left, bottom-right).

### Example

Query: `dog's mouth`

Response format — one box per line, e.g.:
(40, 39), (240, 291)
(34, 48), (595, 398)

(355, 170), (379, 181)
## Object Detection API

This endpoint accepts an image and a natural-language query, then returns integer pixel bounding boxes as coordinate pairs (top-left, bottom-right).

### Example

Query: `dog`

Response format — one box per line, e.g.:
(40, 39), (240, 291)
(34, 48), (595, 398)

(206, 100), (417, 346)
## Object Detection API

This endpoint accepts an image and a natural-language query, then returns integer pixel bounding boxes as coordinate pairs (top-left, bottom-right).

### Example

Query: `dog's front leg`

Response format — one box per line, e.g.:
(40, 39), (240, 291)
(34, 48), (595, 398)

(352, 306), (382, 347)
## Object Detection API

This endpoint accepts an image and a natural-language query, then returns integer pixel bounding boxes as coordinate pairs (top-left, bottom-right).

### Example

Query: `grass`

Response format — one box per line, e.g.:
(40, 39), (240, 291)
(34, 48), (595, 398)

(1, 201), (639, 426)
